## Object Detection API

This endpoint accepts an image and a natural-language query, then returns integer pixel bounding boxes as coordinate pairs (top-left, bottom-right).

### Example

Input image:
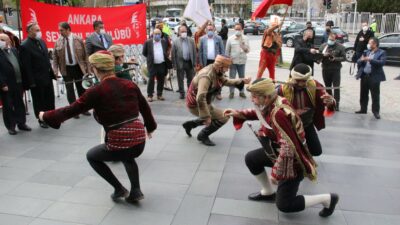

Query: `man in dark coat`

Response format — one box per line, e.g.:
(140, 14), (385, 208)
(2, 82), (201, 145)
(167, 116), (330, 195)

(0, 34), (31, 135)
(356, 37), (386, 119)
(353, 21), (374, 62)
(20, 22), (55, 128)
(290, 29), (317, 74)
(142, 28), (169, 102)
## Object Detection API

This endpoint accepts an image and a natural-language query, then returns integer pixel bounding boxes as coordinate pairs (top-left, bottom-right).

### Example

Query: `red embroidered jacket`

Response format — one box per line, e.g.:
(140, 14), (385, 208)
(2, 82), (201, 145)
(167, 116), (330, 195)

(43, 77), (157, 134)
(233, 97), (317, 181)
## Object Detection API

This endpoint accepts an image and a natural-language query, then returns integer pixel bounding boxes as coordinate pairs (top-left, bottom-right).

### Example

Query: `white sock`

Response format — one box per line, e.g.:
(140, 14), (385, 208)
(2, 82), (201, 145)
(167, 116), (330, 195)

(304, 194), (331, 208)
(255, 170), (274, 195)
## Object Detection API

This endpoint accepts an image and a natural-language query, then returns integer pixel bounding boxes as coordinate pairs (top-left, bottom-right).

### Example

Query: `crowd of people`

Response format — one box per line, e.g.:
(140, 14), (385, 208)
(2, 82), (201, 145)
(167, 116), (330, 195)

(0, 15), (388, 218)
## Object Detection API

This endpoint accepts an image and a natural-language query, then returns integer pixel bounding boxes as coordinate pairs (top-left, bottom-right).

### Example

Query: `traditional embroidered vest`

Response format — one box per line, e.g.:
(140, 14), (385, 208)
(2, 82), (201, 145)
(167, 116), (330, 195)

(281, 79), (317, 107)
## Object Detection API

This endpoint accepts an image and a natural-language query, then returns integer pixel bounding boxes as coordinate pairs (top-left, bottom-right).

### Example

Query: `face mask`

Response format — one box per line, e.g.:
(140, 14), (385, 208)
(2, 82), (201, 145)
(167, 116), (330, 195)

(362, 26), (368, 32)
(207, 31), (214, 37)
(0, 40), (6, 49)
(100, 29), (106, 34)
(35, 31), (42, 40)
(180, 32), (187, 38)
(327, 40), (335, 46)
(367, 44), (372, 50)
(153, 34), (161, 42)
(235, 31), (242, 37)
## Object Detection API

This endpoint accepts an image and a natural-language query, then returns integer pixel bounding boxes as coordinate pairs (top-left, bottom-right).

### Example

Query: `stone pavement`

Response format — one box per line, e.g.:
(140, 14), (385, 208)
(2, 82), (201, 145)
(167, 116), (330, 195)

(0, 36), (400, 225)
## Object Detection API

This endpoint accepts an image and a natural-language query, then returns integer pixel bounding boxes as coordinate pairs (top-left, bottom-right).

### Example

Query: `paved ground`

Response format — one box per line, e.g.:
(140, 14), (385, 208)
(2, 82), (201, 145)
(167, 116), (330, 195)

(0, 34), (400, 225)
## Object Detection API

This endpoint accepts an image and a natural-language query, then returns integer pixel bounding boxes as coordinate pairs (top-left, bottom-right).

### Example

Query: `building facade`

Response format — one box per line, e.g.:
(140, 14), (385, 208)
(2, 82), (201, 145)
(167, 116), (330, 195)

(148, 0), (249, 18)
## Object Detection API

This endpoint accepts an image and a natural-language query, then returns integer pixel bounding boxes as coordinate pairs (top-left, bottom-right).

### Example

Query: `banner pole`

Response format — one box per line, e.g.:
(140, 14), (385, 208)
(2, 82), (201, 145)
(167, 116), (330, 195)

(277, 5), (289, 33)
(16, 0), (22, 41)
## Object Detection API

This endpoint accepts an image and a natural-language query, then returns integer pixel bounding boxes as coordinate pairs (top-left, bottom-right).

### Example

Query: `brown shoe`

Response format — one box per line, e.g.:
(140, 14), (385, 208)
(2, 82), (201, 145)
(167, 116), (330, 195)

(157, 96), (165, 101)
(147, 97), (153, 102)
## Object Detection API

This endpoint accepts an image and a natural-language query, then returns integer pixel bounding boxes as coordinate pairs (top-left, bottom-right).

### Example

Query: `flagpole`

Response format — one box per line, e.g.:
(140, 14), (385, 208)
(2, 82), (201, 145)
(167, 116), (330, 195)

(277, 5), (289, 33)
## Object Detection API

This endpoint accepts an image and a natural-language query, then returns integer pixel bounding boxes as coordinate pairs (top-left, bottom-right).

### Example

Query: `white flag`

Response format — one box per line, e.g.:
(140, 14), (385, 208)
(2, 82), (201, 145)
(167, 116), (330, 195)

(183, 0), (212, 26)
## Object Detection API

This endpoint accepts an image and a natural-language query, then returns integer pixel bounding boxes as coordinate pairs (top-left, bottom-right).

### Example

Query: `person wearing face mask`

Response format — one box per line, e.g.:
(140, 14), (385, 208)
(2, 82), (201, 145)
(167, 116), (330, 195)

(199, 23), (225, 100)
(353, 22), (374, 62)
(38, 51), (157, 204)
(53, 22), (91, 118)
(318, 33), (346, 111)
(85, 20), (113, 56)
(224, 78), (338, 217)
(108, 44), (132, 81)
(290, 29), (317, 75)
(171, 25), (196, 99)
(19, 22), (56, 128)
(142, 28), (169, 102)
(321, 20), (334, 44)
(226, 23), (250, 99)
(182, 55), (251, 146)
(0, 34), (31, 135)
(277, 64), (335, 157)
(356, 38), (386, 119)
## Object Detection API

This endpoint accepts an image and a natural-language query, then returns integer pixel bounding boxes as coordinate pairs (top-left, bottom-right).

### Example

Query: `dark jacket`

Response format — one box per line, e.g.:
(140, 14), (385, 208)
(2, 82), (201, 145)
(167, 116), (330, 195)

(319, 42), (346, 70)
(290, 39), (314, 70)
(321, 30), (331, 44)
(85, 32), (113, 56)
(219, 25), (229, 40)
(142, 39), (169, 76)
(0, 48), (22, 89)
(19, 37), (54, 89)
(354, 29), (374, 53)
(357, 49), (386, 83)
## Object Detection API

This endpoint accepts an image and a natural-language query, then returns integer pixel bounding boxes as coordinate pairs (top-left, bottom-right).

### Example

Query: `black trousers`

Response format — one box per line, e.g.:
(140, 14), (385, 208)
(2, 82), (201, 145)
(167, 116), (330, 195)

(147, 62), (166, 97)
(0, 84), (26, 130)
(86, 142), (145, 191)
(360, 75), (380, 113)
(322, 69), (341, 104)
(64, 65), (85, 104)
(30, 82), (55, 118)
(304, 125), (322, 156)
(245, 148), (306, 213)
(177, 60), (194, 94)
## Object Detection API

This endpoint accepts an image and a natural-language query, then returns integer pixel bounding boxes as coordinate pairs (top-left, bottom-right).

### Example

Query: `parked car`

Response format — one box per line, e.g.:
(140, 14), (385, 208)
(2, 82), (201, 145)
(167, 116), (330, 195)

(163, 17), (181, 28)
(243, 22), (266, 35)
(342, 33), (400, 63)
(280, 23), (307, 36)
(283, 26), (349, 48)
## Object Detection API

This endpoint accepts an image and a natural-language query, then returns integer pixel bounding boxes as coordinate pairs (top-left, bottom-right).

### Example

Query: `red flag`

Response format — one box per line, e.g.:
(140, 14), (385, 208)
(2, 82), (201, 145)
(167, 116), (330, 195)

(252, 0), (293, 20)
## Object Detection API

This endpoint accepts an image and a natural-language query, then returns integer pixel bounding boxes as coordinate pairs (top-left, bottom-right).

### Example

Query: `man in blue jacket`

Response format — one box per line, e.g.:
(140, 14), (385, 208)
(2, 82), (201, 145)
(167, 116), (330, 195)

(356, 37), (386, 119)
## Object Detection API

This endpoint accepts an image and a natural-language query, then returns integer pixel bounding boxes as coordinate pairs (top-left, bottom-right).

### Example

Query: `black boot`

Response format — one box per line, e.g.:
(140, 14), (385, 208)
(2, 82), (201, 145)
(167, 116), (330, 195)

(197, 120), (224, 146)
(182, 119), (203, 137)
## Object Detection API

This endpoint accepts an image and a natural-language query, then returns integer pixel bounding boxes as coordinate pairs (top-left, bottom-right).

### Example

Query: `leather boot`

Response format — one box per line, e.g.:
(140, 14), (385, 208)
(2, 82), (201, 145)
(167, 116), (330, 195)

(182, 119), (204, 137)
(197, 120), (224, 146)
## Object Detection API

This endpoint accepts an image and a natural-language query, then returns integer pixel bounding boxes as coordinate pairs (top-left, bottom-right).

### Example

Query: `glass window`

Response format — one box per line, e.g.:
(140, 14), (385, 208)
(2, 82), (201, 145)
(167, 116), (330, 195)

(379, 35), (400, 43)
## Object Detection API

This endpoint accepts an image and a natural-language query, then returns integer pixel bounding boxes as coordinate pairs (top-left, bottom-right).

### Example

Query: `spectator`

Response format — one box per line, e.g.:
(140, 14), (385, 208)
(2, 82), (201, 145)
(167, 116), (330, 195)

(53, 22), (91, 118)
(321, 20), (334, 44)
(199, 23), (225, 100)
(319, 33), (346, 111)
(219, 19), (229, 49)
(226, 23), (250, 99)
(356, 37), (386, 119)
(142, 28), (169, 102)
(370, 18), (377, 33)
(179, 20), (193, 37)
(353, 21), (374, 62)
(0, 24), (20, 49)
(305, 21), (315, 45)
(108, 44), (132, 81)
(0, 34), (31, 135)
(171, 25), (196, 99)
(20, 22), (55, 128)
(290, 29), (316, 75)
(85, 20), (113, 56)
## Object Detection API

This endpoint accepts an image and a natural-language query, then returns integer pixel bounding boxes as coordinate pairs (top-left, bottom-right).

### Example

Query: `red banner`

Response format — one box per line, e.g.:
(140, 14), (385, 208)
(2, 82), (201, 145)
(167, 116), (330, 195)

(21, 0), (147, 48)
